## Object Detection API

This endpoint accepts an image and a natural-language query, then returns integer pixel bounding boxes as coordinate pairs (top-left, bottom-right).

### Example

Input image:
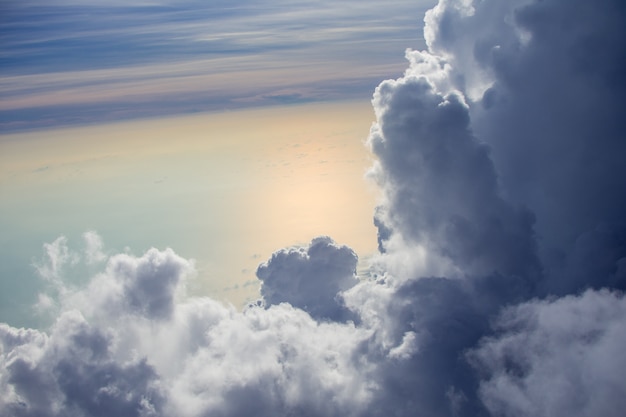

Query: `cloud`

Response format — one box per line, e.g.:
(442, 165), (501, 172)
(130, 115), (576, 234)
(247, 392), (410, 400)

(256, 236), (359, 322)
(2, 0), (626, 416)
(95, 248), (193, 321)
(0, 312), (165, 417)
(368, 50), (540, 284)
(2, 238), (374, 417)
(165, 303), (373, 417)
(469, 289), (626, 417)
(422, 0), (626, 295)
(33, 236), (79, 283)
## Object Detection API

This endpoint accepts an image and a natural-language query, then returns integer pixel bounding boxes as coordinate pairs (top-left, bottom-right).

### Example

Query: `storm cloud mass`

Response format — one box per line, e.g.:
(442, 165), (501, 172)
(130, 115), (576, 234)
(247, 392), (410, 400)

(2, 0), (626, 416)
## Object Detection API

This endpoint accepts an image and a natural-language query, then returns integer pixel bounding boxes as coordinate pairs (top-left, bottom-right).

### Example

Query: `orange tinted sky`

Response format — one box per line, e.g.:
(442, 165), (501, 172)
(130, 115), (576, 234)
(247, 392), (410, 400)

(0, 100), (380, 311)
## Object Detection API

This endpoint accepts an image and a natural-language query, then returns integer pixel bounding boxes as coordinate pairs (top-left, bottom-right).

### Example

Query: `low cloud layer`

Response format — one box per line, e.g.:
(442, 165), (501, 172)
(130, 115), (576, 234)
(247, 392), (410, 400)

(2, 0), (625, 416)
(470, 289), (626, 417)
(1, 238), (374, 417)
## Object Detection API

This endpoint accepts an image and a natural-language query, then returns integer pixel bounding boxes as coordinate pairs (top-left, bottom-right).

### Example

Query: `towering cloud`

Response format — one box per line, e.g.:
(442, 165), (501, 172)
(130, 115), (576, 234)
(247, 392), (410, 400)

(1, 0), (625, 416)
(364, 0), (626, 414)
(369, 50), (540, 284)
(427, 0), (626, 296)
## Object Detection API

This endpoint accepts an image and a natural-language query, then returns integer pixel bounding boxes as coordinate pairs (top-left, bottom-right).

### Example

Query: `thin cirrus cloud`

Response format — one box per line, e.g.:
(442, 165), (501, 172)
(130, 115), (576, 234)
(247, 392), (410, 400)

(0, 0), (430, 131)
(1, 0), (626, 416)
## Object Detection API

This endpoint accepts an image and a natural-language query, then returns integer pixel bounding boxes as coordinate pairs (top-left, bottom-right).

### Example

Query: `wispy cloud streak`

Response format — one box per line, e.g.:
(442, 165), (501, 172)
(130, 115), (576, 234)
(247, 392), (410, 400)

(1, 0), (432, 130)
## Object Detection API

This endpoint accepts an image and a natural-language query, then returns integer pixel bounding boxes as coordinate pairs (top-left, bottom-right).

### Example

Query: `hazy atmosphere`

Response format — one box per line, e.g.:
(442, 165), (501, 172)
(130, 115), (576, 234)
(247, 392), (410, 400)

(1, 0), (625, 416)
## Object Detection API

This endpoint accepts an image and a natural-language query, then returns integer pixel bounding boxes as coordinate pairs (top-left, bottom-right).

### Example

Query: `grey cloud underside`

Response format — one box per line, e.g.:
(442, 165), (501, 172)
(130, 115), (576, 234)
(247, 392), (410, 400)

(366, 0), (626, 414)
(469, 289), (626, 417)
(2, 0), (626, 416)
(256, 236), (359, 322)
(467, 0), (626, 296)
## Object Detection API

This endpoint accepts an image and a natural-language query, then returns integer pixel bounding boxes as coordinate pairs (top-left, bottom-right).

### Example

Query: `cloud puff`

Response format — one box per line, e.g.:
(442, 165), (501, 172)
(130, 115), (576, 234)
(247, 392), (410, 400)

(0, 312), (165, 417)
(256, 236), (359, 321)
(166, 303), (373, 417)
(369, 51), (540, 284)
(83, 231), (106, 265)
(33, 236), (80, 283)
(101, 248), (193, 321)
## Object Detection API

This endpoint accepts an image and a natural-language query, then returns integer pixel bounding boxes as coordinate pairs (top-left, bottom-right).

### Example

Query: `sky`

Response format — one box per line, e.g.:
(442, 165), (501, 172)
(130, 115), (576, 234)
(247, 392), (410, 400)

(1, 0), (430, 131)
(0, 100), (381, 326)
(1, 0), (434, 326)
(1, 0), (626, 416)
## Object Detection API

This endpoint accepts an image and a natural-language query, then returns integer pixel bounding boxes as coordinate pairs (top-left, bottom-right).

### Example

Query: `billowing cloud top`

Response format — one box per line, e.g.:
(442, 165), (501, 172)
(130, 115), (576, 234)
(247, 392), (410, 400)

(2, 0), (626, 416)
(257, 236), (359, 322)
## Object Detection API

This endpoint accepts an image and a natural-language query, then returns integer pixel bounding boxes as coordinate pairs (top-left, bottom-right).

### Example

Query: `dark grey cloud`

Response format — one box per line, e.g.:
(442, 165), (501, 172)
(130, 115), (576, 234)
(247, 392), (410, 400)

(256, 236), (359, 322)
(362, 0), (626, 414)
(1, 312), (165, 417)
(425, 0), (626, 295)
(2, 238), (374, 417)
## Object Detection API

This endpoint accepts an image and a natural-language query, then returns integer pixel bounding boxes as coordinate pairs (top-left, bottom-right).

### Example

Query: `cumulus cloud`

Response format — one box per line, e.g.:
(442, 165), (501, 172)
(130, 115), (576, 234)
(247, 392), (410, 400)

(364, 0), (625, 414)
(99, 248), (193, 321)
(2, 237), (375, 417)
(2, 0), (626, 416)
(256, 236), (359, 322)
(470, 290), (626, 417)
(33, 236), (79, 283)
(369, 51), (540, 285)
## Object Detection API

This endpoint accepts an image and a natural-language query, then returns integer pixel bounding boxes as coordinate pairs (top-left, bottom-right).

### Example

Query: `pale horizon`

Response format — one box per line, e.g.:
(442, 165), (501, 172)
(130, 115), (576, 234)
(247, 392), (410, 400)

(1, 100), (380, 325)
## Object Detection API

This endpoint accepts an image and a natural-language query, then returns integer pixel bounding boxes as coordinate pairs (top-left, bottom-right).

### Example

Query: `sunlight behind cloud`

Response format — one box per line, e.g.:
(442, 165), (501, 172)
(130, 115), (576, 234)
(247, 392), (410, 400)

(0, 101), (378, 321)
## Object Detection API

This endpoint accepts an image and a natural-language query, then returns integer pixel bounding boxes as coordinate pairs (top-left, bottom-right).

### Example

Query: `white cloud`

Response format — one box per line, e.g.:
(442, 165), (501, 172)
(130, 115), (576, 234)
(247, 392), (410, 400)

(2, 237), (377, 417)
(470, 289), (626, 417)
(33, 236), (79, 283)
(83, 231), (106, 265)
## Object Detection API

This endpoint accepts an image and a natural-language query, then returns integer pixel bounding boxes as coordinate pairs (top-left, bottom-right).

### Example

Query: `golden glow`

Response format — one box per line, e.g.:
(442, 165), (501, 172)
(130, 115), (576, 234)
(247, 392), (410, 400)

(0, 101), (379, 307)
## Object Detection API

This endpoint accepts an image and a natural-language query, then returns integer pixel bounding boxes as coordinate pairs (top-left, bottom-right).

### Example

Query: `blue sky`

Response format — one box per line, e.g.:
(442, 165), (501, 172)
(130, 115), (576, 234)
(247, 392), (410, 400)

(1, 1), (439, 326)
(1, 0), (433, 130)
